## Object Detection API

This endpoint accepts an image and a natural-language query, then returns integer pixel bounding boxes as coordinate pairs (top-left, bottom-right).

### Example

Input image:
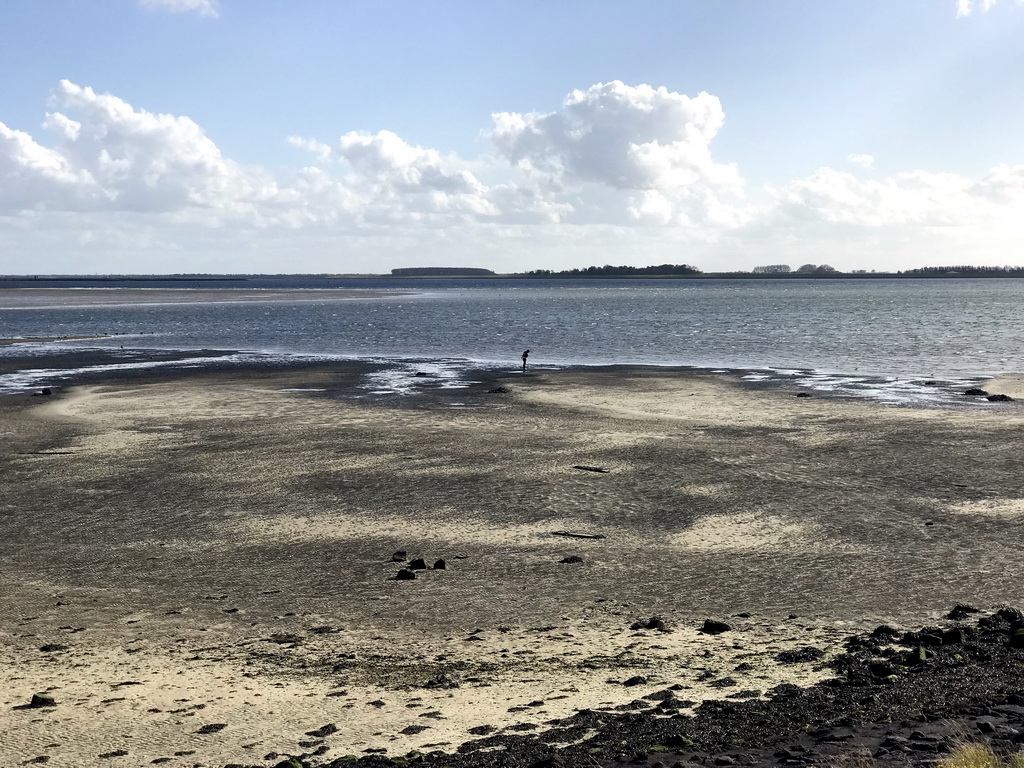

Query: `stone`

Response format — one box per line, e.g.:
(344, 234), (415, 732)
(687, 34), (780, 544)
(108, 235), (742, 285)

(941, 628), (967, 645)
(701, 619), (731, 635)
(965, 388), (989, 396)
(631, 616), (669, 632)
(391, 551), (407, 562)
(408, 558), (429, 570)
(29, 693), (56, 708)
(488, 387), (510, 394)
(987, 393), (1014, 402)
(560, 555), (584, 564)
(946, 604), (981, 620)
(776, 646), (825, 663)
(1009, 628), (1024, 649)
(622, 676), (648, 687)
(305, 723), (338, 738)
(795, 392), (812, 398)
(432, 559), (446, 570)
(196, 723), (227, 734)
(395, 569), (417, 580)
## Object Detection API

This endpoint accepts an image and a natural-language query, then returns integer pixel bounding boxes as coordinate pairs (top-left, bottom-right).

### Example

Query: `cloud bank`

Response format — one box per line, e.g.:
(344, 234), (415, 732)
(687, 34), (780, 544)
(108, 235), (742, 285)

(1, 80), (1023, 273)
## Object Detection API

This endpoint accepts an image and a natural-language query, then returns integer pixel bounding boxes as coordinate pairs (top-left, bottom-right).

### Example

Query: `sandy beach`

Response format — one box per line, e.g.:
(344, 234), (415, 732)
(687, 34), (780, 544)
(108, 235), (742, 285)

(3, 364), (1024, 767)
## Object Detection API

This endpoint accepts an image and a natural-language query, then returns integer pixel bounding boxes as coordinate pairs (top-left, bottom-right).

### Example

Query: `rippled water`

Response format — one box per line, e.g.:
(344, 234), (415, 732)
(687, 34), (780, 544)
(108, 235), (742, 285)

(2, 278), (1022, 404)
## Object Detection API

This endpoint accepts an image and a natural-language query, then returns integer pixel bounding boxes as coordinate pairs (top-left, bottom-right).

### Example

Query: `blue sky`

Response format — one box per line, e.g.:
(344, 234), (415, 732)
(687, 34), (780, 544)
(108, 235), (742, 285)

(1, 0), (1023, 274)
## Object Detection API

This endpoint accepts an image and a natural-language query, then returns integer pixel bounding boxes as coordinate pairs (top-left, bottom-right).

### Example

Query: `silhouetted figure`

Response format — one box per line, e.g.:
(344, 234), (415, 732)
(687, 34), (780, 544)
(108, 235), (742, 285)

(521, 349), (530, 373)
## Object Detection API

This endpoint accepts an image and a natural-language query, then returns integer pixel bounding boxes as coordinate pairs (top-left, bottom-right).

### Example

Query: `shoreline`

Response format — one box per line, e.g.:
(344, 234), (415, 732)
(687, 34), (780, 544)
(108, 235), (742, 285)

(0, 343), (1011, 409)
(4, 364), (1024, 766)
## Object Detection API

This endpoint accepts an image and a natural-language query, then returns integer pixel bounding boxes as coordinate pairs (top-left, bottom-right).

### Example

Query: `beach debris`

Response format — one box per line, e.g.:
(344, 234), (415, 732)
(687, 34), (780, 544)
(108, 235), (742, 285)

(965, 388), (989, 396)
(432, 558), (446, 569)
(395, 569), (417, 580)
(552, 530), (606, 540)
(795, 392), (812, 398)
(195, 723), (227, 734)
(700, 619), (732, 635)
(305, 723), (338, 738)
(631, 616), (670, 632)
(987, 393), (1014, 402)
(414, 371), (429, 377)
(488, 386), (510, 394)
(30, 388), (52, 397)
(28, 693), (57, 708)
(573, 465), (609, 473)
(560, 555), (584, 564)
(408, 557), (429, 570)
(391, 550), (407, 562)
(776, 646), (825, 664)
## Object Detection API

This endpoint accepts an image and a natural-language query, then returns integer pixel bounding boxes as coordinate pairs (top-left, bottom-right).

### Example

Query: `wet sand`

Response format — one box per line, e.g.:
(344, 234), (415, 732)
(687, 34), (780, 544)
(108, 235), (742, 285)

(3, 363), (1024, 767)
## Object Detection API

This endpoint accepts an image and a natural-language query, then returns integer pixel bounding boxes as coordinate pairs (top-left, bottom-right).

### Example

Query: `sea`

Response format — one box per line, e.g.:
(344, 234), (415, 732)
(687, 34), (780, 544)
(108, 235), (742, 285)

(1, 276), (1022, 407)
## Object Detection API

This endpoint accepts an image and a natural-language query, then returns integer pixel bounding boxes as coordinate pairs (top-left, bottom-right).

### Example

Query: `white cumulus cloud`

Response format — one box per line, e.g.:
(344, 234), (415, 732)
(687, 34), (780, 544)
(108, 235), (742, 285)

(139, 0), (220, 18)
(489, 81), (739, 191)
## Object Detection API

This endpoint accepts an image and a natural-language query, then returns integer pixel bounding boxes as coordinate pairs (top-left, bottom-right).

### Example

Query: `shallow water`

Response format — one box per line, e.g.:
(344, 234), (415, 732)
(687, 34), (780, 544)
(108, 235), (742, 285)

(0, 277), (1019, 404)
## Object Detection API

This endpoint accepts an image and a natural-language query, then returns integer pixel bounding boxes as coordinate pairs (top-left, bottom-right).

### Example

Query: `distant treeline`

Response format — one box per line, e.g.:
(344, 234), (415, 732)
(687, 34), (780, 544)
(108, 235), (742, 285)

(525, 263), (702, 277)
(903, 265), (1024, 276)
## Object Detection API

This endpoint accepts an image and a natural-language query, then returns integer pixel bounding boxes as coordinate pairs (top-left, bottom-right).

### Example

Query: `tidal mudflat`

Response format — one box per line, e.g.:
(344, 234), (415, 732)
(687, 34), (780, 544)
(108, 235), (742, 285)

(3, 363), (1024, 767)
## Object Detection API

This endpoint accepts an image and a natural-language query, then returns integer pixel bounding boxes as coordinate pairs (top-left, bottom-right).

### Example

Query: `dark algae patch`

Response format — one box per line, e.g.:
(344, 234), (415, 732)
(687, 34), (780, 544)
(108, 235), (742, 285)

(269, 607), (1024, 768)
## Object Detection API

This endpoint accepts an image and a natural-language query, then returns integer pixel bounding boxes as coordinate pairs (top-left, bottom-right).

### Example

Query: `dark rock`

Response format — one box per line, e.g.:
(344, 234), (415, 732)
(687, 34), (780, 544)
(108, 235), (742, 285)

(29, 693), (56, 708)
(196, 723), (227, 734)
(560, 555), (584, 564)
(408, 558), (429, 570)
(941, 628), (967, 645)
(38, 644), (68, 653)
(709, 678), (738, 688)
(1009, 629), (1024, 649)
(305, 723), (338, 738)
(424, 673), (460, 689)
(395, 569), (417, 580)
(400, 725), (430, 735)
(795, 392), (812, 398)
(977, 719), (997, 734)
(391, 551), (407, 562)
(947, 604), (981, 620)
(415, 371), (429, 377)
(998, 607), (1024, 623)
(528, 757), (566, 768)
(987, 394), (1014, 402)
(488, 387), (510, 394)
(701, 619), (731, 635)
(467, 725), (495, 735)
(623, 676), (648, 687)
(776, 646), (825, 664)
(965, 388), (989, 396)
(631, 616), (670, 632)
(870, 624), (901, 639)
(99, 750), (129, 758)
(432, 559), (446, 570)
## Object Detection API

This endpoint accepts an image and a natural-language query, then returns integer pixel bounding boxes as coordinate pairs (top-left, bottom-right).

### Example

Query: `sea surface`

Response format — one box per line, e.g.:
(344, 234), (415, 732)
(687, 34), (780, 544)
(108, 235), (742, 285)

(1, 277), (1022, 406)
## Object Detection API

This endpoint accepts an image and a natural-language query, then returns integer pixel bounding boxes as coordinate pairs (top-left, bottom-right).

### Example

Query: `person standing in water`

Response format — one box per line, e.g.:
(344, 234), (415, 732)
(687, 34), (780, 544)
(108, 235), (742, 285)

(521, 349), (530, 373)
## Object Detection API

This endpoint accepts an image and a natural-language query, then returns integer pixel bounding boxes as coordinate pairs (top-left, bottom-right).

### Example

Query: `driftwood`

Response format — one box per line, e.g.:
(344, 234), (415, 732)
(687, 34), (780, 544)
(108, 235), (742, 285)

(572, 465), (610, 473)
(551, 531), (606, 540)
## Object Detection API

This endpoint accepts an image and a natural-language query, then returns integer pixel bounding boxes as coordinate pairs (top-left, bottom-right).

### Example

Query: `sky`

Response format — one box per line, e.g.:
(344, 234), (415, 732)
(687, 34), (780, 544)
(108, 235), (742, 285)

(2, 0), (1024, 275)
